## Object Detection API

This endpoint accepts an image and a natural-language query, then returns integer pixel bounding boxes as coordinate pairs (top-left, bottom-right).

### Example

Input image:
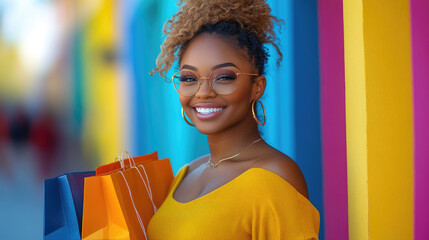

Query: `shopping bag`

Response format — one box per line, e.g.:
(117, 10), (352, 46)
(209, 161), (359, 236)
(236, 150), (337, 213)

(81, 173), (130, 240)
(112, 157), (174, 230)
(96, 151), (158, 175)
(134, 158), (175, 209)
(82, 153), (174, 240)
(43, 171), (95, 240)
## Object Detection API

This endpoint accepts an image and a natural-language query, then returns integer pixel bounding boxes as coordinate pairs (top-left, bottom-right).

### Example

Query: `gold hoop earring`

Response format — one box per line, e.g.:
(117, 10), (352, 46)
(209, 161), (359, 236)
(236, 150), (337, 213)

(181, 108), (195, 126)
(252, 99), (266, 126)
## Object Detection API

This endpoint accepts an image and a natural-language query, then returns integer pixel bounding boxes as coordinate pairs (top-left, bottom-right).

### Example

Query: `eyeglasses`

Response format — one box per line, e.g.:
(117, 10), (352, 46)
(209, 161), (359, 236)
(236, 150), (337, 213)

(172, 67), (259, 96)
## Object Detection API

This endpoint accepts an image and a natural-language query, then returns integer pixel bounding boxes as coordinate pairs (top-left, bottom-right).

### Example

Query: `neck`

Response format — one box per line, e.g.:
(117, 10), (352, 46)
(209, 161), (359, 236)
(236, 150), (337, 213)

(206, 113), (261, 163)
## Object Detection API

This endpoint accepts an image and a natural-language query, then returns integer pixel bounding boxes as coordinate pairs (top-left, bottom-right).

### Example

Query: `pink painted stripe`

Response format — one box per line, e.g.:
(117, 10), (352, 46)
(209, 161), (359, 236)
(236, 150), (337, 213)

(411, 0), (429, 239)
(317, 0), (349, 239)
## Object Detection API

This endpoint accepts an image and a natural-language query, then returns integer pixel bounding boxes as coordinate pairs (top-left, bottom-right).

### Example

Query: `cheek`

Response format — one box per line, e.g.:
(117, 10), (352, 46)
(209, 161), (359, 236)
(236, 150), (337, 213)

(226, 87), (253, 112)
(179, 96), (190, 106)
(233, 80), (254, 103)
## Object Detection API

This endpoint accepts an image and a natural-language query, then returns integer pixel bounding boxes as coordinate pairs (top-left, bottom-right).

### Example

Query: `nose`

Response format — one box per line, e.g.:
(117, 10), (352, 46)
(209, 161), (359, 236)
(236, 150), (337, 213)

(194, 77), (216, 98)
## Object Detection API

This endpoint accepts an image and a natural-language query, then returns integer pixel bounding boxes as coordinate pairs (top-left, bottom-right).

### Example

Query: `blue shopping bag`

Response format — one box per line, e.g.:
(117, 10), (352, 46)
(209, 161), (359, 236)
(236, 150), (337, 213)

(43, 171), (95, 240)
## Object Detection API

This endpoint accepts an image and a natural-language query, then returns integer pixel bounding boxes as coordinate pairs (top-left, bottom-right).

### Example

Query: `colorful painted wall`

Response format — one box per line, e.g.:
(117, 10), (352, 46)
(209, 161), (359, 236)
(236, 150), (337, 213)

(0, 0), (427, 239)
(320, 0), (428, 239)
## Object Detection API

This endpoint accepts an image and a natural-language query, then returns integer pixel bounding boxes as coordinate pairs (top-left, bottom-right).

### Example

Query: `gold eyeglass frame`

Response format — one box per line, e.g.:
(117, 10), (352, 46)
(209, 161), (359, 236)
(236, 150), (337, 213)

(171, 67), (259, 96)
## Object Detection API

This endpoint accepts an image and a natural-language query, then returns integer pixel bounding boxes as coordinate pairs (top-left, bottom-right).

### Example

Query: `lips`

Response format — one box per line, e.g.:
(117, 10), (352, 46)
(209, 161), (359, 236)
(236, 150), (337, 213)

(191, 103), (226, 120)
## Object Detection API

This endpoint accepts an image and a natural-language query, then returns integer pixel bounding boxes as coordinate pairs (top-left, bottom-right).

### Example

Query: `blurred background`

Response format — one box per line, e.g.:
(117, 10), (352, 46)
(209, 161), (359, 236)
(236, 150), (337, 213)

(1, 0), (326, 238)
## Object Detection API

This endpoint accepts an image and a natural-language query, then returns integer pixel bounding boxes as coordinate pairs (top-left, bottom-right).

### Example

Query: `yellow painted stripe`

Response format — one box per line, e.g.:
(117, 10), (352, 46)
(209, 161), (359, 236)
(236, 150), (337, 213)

(343, 1), (369, 239)
(82, 0), (122, 164)
(344, 0), (414, 239)
(363, 1), (414, 239)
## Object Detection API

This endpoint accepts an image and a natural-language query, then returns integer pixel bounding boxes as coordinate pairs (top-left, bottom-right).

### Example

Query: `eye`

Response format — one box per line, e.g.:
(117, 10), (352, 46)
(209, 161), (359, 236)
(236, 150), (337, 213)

(212, 68), (237, 82)
(180, 75), (197, 82)
(216, 74), (236, 81)
(179, 71), (198, 83)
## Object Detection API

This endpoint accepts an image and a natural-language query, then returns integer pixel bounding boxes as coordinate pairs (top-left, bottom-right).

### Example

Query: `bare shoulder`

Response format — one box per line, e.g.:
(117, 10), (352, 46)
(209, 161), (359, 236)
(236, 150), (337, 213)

(253, 151), (309, 199)
(187, 154), (210, 173)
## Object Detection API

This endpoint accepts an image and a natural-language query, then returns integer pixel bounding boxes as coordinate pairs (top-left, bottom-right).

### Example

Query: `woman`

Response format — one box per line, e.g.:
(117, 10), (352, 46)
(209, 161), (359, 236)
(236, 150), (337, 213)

(147, 0), (320, 239)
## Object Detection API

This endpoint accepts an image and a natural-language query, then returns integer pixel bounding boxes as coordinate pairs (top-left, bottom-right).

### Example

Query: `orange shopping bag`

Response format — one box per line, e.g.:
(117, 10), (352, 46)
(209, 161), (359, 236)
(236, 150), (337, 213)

(96, 151), (158, 175)
(82, 152), (174, 240)
(81, 173), (129, 240)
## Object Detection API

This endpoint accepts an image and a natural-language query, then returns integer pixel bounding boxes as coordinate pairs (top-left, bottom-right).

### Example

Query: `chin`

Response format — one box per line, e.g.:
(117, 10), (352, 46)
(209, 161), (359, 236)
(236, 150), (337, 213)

(193, 118), (242, 135)
(194, 123), (225, 135)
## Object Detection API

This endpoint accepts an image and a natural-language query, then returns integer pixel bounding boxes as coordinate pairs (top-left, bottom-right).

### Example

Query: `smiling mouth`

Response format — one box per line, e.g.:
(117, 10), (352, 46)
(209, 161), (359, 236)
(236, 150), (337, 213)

(192, 106), (226, 120)
(195, 107), (225, 115)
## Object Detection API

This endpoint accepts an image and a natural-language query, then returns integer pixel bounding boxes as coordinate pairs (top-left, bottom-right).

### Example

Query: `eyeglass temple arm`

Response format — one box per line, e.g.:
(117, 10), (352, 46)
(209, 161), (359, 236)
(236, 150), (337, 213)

(237, 73), (259, 76)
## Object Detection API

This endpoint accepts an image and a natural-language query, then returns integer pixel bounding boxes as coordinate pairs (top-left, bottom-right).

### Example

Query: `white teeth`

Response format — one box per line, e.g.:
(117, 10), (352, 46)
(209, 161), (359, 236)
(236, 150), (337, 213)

(195, 107), (224, 114)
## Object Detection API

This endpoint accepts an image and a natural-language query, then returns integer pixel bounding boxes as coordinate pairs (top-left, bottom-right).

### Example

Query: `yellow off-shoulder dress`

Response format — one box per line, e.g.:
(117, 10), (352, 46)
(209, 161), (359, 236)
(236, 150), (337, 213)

(147, 164), (320, 240)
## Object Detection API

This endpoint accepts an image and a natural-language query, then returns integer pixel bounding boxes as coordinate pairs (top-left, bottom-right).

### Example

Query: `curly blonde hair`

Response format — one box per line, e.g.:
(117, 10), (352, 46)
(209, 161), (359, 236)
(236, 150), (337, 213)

(150, 0), (283, 81)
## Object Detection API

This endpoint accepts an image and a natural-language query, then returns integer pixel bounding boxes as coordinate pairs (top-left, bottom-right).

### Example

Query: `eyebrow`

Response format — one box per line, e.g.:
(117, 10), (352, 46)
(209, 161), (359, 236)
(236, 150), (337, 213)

(181, 62), (240, 71)
(181, 64), (198, 71)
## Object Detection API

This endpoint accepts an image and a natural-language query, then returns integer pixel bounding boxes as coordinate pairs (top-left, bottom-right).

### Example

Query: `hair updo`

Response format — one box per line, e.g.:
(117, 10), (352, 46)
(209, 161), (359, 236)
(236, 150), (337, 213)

(150, 0), (283, 81)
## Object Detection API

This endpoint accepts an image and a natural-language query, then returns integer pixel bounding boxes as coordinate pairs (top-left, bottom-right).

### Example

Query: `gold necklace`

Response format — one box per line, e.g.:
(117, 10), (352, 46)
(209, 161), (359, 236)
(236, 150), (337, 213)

(207, 138), (262, 168)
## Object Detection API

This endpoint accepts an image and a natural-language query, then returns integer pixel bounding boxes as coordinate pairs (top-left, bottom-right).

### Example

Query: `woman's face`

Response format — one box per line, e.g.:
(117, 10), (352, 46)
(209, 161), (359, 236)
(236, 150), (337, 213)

(179, 33), (265, 134)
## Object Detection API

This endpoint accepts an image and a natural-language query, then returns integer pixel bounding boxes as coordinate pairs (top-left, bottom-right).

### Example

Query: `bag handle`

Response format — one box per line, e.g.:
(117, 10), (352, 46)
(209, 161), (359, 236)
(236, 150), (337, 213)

(117, 154), (147, 239)
(121, 151), (157, 213)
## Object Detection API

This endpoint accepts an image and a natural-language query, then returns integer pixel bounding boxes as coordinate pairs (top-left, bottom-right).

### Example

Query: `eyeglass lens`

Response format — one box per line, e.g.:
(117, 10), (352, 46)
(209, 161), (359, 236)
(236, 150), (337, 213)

(173, 68), (238, 96)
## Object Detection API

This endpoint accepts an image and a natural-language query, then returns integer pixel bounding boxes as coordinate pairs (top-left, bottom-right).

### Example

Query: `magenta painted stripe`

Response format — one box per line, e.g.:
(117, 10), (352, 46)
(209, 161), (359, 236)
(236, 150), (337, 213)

(411, 0), (429, 239)
(317, 0), (349, 239)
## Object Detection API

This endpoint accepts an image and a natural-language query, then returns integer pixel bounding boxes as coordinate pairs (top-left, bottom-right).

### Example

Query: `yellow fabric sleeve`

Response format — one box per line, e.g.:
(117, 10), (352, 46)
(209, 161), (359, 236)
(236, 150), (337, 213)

(250, 169), (320, 240)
